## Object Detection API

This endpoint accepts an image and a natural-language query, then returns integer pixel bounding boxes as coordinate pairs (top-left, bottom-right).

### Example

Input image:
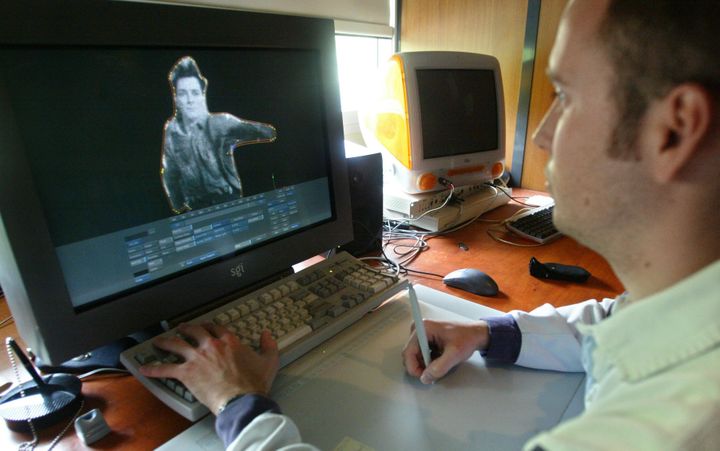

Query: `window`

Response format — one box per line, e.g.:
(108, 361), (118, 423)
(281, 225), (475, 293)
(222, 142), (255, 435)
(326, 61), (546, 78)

(336, 35), (393, 112)
(335, 35), (394, 145)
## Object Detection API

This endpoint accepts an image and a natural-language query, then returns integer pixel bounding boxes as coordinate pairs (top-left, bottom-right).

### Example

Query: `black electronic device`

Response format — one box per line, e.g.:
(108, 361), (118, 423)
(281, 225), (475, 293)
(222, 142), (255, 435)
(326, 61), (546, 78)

(529, 257), (591, 283)
(443, 268), (499, 297)
(0, 338), (82, 432)
(338, 149), (384, 256)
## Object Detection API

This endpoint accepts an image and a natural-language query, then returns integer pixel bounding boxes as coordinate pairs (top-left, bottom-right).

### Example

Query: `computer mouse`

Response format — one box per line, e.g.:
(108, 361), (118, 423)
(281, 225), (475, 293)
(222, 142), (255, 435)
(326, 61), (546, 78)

(443, 268), (499, 297)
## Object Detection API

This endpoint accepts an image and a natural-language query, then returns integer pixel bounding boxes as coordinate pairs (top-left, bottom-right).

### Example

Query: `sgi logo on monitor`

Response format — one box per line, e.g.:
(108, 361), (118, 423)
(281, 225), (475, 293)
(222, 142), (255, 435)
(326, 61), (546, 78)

(230, 263), (246, 278)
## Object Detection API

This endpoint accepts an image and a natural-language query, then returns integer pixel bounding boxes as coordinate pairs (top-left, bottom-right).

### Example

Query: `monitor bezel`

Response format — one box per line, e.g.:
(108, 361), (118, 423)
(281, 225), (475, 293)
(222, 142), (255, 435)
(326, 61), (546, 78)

(0, 0), (352, 364)
(402, 51), (506, 172)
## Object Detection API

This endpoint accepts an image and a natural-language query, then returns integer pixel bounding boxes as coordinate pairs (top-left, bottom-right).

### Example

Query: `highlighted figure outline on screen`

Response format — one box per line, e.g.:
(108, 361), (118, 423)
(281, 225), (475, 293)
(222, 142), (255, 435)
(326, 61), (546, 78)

(160, 56), (277, 214)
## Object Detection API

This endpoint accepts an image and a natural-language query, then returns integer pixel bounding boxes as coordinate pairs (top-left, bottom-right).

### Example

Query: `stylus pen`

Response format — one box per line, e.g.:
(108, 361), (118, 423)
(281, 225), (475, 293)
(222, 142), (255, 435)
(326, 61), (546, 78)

(408, 283), (431, 368)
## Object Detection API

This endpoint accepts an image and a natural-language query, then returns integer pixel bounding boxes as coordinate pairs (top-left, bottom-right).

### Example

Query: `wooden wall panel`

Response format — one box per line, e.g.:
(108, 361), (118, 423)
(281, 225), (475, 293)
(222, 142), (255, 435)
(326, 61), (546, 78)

(399, 0), (568, 190)
(521, 0), (568, 190)
(400, 0), (528, 172)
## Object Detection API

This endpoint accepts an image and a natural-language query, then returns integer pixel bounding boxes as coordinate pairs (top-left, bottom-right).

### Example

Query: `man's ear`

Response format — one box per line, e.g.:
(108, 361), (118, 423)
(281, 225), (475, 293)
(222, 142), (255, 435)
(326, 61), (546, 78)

(649, 83), (712, 183)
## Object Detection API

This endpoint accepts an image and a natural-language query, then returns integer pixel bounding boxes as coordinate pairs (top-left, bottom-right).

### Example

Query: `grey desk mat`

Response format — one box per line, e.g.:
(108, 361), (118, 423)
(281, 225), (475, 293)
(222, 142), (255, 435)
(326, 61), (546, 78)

(158, 284), (585, 451)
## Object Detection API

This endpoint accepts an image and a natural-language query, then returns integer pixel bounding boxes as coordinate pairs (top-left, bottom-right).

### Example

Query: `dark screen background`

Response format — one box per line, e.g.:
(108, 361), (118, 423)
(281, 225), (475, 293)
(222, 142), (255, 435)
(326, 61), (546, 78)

(416, 69), (498, 159)
(0, 47), (329, 246)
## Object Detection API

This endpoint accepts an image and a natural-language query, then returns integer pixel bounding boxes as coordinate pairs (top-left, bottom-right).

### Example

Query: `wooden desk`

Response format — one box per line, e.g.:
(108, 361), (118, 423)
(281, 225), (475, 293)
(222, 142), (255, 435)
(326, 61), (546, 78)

(385, 191), (623, 313)
(0, 190), (623, 449)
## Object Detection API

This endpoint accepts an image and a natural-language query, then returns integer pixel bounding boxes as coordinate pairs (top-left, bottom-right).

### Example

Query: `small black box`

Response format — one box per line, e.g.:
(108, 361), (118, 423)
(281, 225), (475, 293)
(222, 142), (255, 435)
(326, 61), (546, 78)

(338, 148), (383, 256)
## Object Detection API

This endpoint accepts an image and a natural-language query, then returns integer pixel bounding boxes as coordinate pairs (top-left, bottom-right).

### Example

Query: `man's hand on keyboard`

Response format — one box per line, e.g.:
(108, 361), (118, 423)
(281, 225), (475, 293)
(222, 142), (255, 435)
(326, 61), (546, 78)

(139, 322), (280, 415)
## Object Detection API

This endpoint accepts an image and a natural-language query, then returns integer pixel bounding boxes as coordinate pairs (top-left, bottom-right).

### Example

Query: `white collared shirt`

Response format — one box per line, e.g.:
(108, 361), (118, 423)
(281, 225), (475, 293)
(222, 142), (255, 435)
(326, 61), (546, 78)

(525, 259), (720, 450)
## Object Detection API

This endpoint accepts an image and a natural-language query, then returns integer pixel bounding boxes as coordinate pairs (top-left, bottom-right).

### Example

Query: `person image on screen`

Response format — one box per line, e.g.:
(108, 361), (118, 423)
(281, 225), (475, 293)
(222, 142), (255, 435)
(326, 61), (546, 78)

(161, 56), (277, 214)
(140, 1), (720, 449)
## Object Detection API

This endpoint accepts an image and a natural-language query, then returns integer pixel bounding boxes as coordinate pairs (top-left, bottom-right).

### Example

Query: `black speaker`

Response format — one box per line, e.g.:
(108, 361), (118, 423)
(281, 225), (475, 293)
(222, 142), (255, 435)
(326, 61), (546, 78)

(339, 151), (383, 256)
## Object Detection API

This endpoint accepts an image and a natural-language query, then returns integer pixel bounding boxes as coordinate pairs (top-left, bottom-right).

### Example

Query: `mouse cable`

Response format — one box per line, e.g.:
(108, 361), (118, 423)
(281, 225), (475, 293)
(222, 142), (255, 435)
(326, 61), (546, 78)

(383, 235), (429, 267)
(367, 256), (445, 280)
(364, 245), (409, 276)
(382, 221), (434, 253)
(401, 267), (445, 279)
(383, 236), (424, 267)
(373, 245), (445, 279)
(358, 256), (401, 276)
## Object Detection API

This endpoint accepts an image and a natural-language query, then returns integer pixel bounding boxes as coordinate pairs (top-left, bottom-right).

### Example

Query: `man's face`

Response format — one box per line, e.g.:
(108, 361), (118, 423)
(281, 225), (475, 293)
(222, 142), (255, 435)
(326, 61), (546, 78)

(532, 0), (641, 251)
(175, 76), (208, 123)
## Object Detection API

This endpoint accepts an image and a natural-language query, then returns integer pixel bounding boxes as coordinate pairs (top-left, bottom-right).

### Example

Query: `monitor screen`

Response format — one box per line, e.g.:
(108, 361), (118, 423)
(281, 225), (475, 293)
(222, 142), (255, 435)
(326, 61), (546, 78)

(416, 69), (499, 159)
(0, 0), (352, 365)
(2, 46), (332, 311)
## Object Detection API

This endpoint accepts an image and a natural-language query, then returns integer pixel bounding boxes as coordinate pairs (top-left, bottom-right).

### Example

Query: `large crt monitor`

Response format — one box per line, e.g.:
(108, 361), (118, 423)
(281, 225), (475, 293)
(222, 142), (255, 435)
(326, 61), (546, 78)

(360, 51), (506, 193)
(0, 0), (351, 366)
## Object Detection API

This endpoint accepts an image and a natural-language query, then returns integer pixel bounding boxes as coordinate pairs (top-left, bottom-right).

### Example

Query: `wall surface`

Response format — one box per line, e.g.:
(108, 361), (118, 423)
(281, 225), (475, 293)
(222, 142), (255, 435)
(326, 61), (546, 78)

(520, 0), (567, 190)
(399, 0), (568, 190)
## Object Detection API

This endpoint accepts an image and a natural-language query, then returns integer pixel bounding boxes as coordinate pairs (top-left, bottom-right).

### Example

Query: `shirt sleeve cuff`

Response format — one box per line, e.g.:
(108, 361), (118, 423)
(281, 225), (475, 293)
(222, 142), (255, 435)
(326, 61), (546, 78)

(215, 394), (282, 447)
(481, 314), (521, 363)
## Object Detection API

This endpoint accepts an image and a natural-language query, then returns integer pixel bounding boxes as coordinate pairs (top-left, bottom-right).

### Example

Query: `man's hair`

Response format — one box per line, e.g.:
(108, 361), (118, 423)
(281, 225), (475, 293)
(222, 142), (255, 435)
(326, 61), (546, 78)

(169, 56), (207, 93)
(598, 0), (720, 158)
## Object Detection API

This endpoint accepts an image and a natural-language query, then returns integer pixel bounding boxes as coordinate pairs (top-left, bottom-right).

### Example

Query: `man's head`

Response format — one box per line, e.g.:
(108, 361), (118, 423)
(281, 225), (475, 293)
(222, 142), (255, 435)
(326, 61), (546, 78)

(532, 0), (720, 260)
(598, 0), (720, 158)
(169, 56), (209, 124)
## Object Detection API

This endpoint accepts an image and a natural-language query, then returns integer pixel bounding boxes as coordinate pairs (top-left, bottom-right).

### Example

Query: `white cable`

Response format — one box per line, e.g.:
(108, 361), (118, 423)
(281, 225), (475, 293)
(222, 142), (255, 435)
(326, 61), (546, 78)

(388, 184), (455, 233)
(79, 367), (130, 380)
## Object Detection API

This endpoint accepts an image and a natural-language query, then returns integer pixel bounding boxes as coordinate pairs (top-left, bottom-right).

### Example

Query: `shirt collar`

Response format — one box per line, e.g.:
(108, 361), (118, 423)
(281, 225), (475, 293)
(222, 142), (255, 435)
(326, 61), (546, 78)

(170, 116), (207, 135)
(580, 259), (720, 382)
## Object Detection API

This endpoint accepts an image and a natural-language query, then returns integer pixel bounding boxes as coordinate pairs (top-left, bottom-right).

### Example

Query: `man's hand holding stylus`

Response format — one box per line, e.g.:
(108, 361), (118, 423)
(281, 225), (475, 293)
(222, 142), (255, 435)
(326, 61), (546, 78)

(402, 320), (490, 384)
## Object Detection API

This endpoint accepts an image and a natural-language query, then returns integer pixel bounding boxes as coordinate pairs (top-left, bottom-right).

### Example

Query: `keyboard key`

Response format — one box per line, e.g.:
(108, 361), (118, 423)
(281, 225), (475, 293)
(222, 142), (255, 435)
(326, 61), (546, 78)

(310, 304), (331, 318)
(260, 293), (273, 304)
(277, 325), (312, 350)
(215, 312), (231, 325)
(227, 308), (240, 320)
(310, 316), (329, 330)
(328, 305), (347, 318)
(370, 281), (388, 293)
(134, 353), (157, 365)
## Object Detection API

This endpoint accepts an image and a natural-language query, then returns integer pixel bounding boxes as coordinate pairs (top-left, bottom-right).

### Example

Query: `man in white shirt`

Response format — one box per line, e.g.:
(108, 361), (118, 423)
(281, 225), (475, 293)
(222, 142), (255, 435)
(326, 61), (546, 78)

(140, 0), (720, 449)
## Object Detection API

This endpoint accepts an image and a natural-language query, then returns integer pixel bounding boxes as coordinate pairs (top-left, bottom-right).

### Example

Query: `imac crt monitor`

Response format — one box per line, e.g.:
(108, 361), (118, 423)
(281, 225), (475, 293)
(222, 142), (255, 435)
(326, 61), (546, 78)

(360, 51), (506, 193)
(0, 0), (352, 366)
